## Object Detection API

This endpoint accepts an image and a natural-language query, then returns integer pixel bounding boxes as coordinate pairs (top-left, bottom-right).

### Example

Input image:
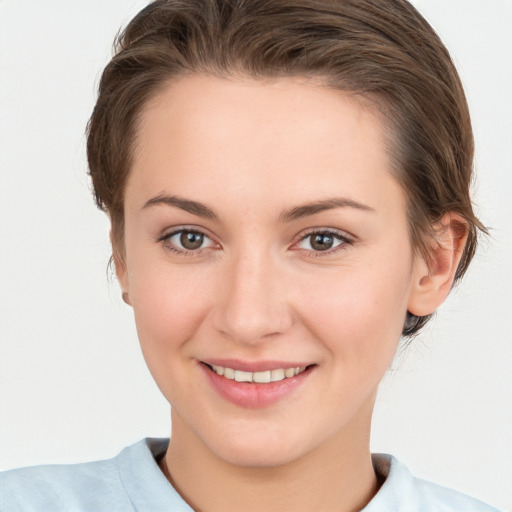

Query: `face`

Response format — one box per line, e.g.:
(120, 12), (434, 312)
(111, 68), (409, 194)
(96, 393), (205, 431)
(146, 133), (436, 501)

(119, 75), (424, 467)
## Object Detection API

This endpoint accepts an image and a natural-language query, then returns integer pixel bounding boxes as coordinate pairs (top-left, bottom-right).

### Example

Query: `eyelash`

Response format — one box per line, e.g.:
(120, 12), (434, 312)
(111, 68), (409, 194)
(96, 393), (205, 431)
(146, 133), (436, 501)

(294, 229), (353, 257)
(157, 228), (217, 257)
(157, 228), (353, 258)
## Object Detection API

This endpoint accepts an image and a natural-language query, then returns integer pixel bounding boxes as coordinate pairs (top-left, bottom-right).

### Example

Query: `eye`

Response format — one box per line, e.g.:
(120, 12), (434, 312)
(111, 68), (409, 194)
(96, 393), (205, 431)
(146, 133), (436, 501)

(295, 230), (350, 253)
(175, 231), (205, 250)
(160, 229), (217, 254)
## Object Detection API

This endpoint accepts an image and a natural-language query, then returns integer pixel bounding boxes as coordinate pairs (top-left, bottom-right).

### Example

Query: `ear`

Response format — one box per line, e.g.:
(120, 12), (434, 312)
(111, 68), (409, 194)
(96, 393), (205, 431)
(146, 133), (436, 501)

(110, 230), (131, 306)
(407, 213), (468, 317)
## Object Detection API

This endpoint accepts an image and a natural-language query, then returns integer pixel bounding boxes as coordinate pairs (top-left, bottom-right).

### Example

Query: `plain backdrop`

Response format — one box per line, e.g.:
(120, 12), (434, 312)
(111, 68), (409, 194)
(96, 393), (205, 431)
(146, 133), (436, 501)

(0, 0), (511, 510)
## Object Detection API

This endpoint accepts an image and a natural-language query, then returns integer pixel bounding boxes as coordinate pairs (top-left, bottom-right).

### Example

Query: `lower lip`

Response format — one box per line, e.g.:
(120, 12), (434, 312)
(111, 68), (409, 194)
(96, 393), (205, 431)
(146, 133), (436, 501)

(201, 364), (314, 409)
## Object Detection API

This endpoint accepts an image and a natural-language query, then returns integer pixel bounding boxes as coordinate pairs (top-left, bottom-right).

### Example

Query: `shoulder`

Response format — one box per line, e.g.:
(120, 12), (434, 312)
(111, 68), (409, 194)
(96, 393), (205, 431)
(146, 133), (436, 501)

(365, 454), (502, 512)
(0, 448), (129, 512)
(0, 438), (186, 512)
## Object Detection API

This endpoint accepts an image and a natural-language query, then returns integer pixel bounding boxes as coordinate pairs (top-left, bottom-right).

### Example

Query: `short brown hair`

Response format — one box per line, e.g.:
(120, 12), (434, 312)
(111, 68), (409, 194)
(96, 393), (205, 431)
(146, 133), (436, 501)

(87, 0), (486, 335)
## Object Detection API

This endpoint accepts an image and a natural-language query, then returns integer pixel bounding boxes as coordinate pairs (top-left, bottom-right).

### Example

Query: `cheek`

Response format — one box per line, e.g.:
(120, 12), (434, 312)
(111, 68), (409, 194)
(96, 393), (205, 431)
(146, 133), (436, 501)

(296, 264), (410, 363)
(128, 259), (214, 356)
(127, 260), (218, 404)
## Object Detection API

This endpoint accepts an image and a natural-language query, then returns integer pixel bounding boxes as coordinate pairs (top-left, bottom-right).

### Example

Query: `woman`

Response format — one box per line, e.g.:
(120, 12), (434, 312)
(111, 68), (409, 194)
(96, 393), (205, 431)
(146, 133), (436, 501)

(0, 0), (505, 510)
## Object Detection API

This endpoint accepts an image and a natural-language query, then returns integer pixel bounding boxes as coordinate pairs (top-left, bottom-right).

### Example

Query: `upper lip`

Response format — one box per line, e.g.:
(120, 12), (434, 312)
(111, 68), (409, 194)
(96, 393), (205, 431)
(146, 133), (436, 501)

(201, 359), (314, 373)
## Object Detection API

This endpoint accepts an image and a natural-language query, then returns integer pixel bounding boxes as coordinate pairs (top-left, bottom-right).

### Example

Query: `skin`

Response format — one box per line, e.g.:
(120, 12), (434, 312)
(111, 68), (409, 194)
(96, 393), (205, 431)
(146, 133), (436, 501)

(117, 75), (466, 512)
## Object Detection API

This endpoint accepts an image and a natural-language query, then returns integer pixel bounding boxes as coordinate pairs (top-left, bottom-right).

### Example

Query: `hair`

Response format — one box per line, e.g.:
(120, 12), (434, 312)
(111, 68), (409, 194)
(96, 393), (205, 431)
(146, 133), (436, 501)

(87, 0), (487, 336)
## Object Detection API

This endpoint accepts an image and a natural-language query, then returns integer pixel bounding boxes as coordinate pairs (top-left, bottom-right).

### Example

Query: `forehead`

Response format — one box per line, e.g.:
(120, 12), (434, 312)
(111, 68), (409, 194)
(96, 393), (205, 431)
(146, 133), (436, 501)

(129, 74), (403, 215)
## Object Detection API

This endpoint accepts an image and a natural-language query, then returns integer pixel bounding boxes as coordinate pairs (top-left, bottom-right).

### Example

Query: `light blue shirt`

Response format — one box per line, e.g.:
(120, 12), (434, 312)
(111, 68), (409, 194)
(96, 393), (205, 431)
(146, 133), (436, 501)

(0, 438), (501, 511)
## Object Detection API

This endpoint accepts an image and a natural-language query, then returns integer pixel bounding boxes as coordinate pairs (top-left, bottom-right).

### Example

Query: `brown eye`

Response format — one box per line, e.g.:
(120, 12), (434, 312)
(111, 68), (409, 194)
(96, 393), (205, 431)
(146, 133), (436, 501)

(310, 233), (335, 251)
(161, 229), (216, 254)
(162, 228), (221, 256)
(296, 230), (349, 253)
(179, 231), (204, 250)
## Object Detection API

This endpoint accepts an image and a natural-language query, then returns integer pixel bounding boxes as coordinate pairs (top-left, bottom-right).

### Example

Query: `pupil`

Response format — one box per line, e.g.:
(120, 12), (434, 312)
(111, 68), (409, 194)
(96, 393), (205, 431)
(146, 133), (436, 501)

(311, 233), (333, 251)
(180, 231), (203, 250)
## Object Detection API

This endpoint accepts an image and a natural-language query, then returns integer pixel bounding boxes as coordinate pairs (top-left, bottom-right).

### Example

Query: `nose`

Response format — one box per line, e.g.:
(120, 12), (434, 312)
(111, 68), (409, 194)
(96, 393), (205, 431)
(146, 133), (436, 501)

(212, 249), (294, 345)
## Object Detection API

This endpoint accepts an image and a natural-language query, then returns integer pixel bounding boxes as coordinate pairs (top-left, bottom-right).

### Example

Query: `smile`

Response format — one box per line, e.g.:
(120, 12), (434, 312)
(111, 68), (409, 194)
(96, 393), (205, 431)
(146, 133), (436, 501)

(201, 361), (316, 408)
(208, 364), (307, 383)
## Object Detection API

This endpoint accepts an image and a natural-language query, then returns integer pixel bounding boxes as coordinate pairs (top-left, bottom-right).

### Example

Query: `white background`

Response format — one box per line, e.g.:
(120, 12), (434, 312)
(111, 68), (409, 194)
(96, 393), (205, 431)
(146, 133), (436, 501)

(0, 0), (510, 510)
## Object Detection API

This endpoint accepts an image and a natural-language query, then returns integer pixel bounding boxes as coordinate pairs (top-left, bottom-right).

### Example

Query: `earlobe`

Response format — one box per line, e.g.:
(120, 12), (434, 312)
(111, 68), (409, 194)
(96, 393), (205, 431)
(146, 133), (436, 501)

(110, 229), (131, 306)
(408, 213), (468, 317)
(114, 256), (132, 307)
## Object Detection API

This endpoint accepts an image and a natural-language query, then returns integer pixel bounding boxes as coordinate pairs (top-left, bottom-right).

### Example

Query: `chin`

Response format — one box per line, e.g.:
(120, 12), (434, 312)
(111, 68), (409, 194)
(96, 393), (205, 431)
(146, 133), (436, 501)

(216, 440), (304, 468)
(201, 423), (315, 468)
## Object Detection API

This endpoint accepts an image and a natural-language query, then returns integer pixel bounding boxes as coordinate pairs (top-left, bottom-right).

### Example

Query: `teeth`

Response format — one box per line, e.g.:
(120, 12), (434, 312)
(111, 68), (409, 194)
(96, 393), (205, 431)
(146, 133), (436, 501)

(253, 370), (271, 383)
(210, 365), (306, 383)
(270, 368), (285, 382)
(212, 365), (224, 376)
(234, 370), (253, 383)
(224, 367), (235, 379)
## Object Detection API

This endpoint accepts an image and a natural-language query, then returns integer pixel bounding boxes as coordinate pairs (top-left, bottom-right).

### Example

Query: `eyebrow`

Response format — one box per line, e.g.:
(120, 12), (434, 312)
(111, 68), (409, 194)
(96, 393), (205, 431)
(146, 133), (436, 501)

(142, 194), (374, 222)
(279, 197), (375, 222)
(142, 194), (219, 220)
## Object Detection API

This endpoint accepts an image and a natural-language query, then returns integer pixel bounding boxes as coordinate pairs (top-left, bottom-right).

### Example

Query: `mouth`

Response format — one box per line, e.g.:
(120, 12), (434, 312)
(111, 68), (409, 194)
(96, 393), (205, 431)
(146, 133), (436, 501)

(200, 361), (317, 408)
(203, 363), (311, 383)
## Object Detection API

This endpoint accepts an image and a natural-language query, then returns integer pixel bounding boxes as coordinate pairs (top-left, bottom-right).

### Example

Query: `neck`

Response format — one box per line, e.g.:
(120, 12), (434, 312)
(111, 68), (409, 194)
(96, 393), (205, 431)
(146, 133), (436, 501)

(161, 407), (379, 512)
